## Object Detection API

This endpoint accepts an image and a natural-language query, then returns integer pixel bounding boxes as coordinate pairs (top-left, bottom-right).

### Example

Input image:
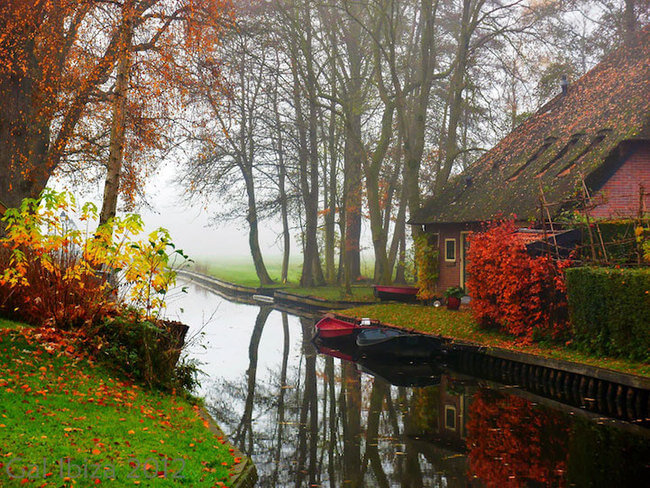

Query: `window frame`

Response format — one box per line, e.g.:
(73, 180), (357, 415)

(444, 238), (457, 262)
(444, 405), (457, 431)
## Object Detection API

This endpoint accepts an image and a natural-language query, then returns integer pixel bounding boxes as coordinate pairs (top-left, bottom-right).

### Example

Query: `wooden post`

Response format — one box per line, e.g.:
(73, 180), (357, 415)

(579, 174), (598, 263)
(538, 181), (560, 260)
(580, 174), (609, 264)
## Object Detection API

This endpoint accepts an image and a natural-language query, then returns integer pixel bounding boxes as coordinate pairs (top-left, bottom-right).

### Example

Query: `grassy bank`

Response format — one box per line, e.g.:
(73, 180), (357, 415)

(194, 258), (302, 288)
(287, 285), (376, 302)
(0, 320), (241, 487)
(193, 257), (379, 303)
(340, 303), (650, 378)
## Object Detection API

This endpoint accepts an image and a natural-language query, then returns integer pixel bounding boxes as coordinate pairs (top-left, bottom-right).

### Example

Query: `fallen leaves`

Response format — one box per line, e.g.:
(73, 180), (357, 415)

(0, 323), (240, 486)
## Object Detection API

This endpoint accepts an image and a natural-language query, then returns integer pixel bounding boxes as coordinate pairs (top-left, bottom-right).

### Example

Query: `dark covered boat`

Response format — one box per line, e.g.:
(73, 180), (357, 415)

(373, 285), (419, 302)
(356, 327), (445, 360)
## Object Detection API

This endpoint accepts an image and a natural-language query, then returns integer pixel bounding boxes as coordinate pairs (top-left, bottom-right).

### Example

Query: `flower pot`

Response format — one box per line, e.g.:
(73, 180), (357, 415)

(446, 296), (461, 310)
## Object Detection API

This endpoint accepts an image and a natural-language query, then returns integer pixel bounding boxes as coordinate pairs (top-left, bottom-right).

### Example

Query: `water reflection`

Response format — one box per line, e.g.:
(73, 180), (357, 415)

(166, 282), (650, 487)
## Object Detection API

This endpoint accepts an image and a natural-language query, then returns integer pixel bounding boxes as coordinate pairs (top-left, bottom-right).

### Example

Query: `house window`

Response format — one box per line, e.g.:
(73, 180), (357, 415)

(445, 405), (457, 431)
(445, 239), (456, 262)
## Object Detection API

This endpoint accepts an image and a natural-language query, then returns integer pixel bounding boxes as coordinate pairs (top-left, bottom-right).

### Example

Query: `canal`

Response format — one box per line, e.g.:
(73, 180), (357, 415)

(166, 281), (650, 487)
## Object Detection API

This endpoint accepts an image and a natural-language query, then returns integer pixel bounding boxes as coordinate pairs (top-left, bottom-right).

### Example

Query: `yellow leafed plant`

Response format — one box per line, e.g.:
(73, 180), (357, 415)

(0, 189), (190, 327)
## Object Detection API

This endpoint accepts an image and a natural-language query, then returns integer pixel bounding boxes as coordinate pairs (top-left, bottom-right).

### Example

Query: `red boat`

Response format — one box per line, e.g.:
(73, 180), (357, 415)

(316, 315), (374, 339)
(373, 285), (419, 302)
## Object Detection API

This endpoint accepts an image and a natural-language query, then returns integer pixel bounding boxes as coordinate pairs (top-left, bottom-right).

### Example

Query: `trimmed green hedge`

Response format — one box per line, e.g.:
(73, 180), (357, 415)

(566, 267), (650, 361)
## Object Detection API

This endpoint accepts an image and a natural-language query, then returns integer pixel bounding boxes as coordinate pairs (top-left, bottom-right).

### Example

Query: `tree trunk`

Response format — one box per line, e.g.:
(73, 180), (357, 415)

(243, 169), (273, 285)
(623, 0), (637, 42)
(279, 163), (291, 284)
(273, 91), (291, 284)
(324, 97), (338, 284)
(434, 0), (471, 195)
(389, 187), (408, 282)
(299, 5), (320, 288)
(0, 38), (51, 214)
(364, 104), (394, 284)
(99, 4), (133, 226)
(344, 126), (362, 285)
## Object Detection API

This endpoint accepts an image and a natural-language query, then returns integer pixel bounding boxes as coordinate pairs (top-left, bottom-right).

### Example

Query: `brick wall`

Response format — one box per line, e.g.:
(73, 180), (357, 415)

(591, 142), (650, 219)
(425, 223), (475, 293)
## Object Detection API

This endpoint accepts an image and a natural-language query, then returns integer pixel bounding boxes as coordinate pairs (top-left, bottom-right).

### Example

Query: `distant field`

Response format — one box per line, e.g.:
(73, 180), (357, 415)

(192, 256), (302, 287)
(192, 256), (375, 287)
(191, 256), (378, 302)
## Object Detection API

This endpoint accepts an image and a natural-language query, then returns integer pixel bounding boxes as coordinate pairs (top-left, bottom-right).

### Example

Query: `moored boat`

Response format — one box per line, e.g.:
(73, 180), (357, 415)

(314, 315), (376, 339)
(356, 327), (445, 360)
(373, 285), (419, 302)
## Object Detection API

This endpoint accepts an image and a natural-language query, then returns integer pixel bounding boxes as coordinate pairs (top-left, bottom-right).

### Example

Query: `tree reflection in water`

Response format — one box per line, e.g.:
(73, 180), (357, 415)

(194, 305), (649, 487)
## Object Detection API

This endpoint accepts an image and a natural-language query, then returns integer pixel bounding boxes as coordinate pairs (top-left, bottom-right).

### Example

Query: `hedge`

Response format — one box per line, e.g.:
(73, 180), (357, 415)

(565, 267), (650, 361)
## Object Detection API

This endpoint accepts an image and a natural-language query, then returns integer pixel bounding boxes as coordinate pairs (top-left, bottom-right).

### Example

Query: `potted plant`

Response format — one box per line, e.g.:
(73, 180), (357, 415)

(444, 286), (464, 310)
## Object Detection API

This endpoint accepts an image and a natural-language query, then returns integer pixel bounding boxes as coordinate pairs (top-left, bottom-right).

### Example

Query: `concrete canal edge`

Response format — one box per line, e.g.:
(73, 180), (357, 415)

(482, 345), (650, 390)
(335, 313), (650, 391)
(178, 270), (266, 298)
(178, 269), (372, 312)
(198, 407), (258, 488)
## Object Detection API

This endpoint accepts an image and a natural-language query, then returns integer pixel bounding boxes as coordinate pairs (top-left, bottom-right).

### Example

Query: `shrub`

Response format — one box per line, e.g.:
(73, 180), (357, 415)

(0, 190), (194, 390)
(415, 233), (439, 300)
(0, 190), (188, 327)
(466, 220), (571, 339)
(89, 309), (196, 389)
(565, 266), (650, 361)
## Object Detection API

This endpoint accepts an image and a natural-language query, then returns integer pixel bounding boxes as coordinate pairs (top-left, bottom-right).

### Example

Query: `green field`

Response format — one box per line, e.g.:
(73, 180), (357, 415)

(340, 304), (650, 377)
(0, 320), (240, 487)
(193, 257), (302, 287)
(192, 256), (379, 302)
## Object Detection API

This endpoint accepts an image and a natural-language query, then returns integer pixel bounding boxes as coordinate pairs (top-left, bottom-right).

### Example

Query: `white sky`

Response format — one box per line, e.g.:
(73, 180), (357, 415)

(50, 158), (377, 270)
(50, 160), (287, 263)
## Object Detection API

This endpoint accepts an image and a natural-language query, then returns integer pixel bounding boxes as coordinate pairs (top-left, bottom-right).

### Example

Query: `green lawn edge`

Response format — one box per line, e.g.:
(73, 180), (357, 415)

(339, 303), (650, 378)
(0, 319), (249, 487)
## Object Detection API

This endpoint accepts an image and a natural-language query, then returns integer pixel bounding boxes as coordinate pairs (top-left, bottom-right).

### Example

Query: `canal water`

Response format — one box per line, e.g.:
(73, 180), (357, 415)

(166, 281), (650, 487)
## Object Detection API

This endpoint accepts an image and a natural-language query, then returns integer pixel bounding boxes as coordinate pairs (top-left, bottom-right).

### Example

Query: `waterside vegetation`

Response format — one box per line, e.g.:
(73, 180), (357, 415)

(339, 303), (650, 378)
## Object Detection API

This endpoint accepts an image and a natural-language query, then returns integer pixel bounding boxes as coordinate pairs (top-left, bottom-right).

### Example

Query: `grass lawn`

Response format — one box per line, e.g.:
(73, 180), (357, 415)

(286, 285), (377, 303)
(193, 257), (380, 303)
(0, 320), (240, 487)
(193, 258), (302, 288)
(340, 303), (650, 378)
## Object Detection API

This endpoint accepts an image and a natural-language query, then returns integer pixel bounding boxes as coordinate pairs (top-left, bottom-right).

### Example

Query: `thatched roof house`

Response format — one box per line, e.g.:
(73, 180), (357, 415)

(411, 28), (649, 291)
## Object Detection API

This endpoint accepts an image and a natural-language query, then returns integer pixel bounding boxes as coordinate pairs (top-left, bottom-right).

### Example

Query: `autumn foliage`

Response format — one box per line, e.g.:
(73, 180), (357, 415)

(466, 390), (569, 487)
(466, 220), (570, 339)
(0, 0), (234, 210)
(0, 190), (187, 328)
(415, 233), (439, 301)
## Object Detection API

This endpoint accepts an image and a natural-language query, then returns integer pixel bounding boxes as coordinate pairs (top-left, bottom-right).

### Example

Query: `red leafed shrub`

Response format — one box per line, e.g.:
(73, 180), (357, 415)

(466, 220), (570, 339)
(466, 389), (569, 488)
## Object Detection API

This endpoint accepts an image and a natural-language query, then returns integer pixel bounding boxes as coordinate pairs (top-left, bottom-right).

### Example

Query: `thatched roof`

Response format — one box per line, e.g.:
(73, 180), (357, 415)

(412, 27), (650, 225)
